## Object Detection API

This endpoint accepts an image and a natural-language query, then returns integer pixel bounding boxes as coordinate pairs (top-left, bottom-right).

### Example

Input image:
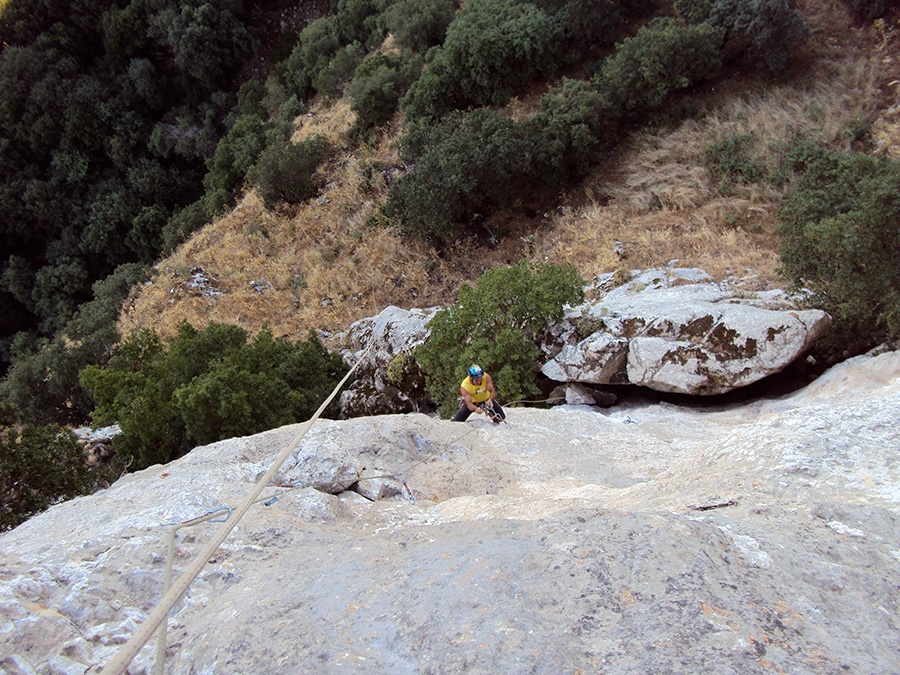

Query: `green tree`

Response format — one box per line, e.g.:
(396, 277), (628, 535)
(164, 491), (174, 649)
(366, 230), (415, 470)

(161, 200), (209, 254)
(401, 0), (563, 121)
(280, 16), (343, 101)
(0, 0), (259, 371)
(80, 326), (181, 468)
(175, 328), (346, 445)
(1, 263), (150, 426)
(163, 1), (257, 90)
(81, 322), (349, 469)
(597, 18), (725, 119)
(0, 425), (97, 531)
(531, 0), (632, 60)
(248, 135), (329, 210)
(381, 0), (458, 53)
(346, 52), (422, 139)
(203, 113), (270, 214)
(529, 78), (608, 187)
(778, 150), (900, 359)
(707, 0), (807, 73)
(335, 0), (389, 48)
(384, 109), (543, 242)
(416, 261), (584, 416)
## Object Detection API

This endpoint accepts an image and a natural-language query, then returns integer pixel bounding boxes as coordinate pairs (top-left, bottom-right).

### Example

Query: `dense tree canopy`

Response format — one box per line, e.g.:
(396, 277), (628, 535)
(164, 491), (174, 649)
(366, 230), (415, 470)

(1, 0), (817, 429)
(0, 0), (259, 373)
(778, 150), (900, 358)
(80, 322), (349, 468)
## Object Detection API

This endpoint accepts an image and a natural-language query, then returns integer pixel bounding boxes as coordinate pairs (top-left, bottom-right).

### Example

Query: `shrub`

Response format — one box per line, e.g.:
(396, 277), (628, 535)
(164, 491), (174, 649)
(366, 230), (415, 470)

(415, 261), (584, 416)
(401, 0), (563, 121)
(203, 113), (270, 213)
(707, 0), (808, 73)
(534, 0), (624, 59)
(346, 52), (423, 139)
(382, 0), (458, 53)
(313, 43), (365, 100)
(161, 200), (209, 254)
(705, 133), (763, 193)
(529, 78), (608, 187)
(0, 425), (96, 531)
(597, 18), (725, 119)
(248, 135), (329, 209)
(335, 0), (390, 49)
(81, 322), (349, 469)
(383, 109), (542, 242)
(280, 16), (343, 101)
(777, 150), (900, 359)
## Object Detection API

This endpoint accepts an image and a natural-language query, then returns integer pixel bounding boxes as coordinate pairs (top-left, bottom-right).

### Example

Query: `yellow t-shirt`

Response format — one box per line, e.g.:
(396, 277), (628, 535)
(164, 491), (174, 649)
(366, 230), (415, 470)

(461, 376), (491, 403)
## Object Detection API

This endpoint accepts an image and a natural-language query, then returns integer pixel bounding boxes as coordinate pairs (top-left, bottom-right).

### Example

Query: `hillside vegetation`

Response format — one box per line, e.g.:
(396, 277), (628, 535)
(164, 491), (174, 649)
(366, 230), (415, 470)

(2, 0), (900, 528)
(117, 0), (900, 350)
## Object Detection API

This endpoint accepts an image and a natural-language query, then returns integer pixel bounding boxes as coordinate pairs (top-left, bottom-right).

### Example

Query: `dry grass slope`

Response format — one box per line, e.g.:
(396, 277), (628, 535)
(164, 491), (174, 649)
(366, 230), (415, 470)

(119, 0), (900, 343)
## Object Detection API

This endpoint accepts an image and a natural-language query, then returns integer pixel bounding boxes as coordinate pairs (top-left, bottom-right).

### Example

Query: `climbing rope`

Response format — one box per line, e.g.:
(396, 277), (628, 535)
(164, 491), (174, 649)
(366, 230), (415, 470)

(99, 342), (372, 675)
(102, 353), (525, 675)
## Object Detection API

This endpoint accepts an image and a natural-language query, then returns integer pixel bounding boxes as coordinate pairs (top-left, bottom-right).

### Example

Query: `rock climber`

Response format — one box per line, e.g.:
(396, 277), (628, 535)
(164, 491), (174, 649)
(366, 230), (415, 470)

(452, 364), (506, 423)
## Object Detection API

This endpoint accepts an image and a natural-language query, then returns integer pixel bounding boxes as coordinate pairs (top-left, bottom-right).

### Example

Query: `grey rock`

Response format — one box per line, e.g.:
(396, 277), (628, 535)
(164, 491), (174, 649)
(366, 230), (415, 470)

(328, 305), (438, 417)
(2, 350), (899, 675)
(542, 268), (830, 395)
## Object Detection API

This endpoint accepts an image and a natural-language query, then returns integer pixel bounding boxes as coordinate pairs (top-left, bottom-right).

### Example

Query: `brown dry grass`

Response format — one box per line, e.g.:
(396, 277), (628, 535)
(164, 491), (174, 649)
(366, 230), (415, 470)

(120, 100), (471, 341)
(119, 2), (900, 343)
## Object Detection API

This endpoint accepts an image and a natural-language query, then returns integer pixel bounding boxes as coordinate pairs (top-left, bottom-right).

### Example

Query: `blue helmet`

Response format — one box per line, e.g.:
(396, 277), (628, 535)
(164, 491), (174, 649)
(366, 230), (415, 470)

(468, 364), (484, 379)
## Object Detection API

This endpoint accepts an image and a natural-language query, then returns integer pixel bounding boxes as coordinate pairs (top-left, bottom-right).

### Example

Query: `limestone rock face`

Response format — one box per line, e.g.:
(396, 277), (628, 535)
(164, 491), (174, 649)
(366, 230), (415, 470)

(542, 268), (830, 395)
(2, 350), (899, 675)
(328, 305), (438, 418)
(325, 270), (829, 417)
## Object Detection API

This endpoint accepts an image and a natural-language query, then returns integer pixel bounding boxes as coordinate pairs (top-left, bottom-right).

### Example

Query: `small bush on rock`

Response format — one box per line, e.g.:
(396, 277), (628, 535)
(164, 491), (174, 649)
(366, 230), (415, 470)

(415, 261), (584, 417)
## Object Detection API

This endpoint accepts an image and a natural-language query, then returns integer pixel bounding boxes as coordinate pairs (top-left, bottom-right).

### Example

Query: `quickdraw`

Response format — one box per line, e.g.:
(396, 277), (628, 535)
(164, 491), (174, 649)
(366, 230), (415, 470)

(397, 472), (416, 505)
(478, 401), (509, 427)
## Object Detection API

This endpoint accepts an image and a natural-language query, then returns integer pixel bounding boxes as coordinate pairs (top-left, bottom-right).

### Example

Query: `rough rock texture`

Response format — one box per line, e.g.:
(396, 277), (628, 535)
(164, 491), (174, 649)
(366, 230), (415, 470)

(330, 270), (829, 419)
(541, 268), (830, 395)
(329, 305), (438, 418)
(2, 350), (899, 675)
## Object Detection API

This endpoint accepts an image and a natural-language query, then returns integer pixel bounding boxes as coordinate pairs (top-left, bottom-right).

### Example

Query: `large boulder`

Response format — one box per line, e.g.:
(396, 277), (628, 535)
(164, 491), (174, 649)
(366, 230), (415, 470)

(327, 305), (438, 417)
(541, 268), (830, 395)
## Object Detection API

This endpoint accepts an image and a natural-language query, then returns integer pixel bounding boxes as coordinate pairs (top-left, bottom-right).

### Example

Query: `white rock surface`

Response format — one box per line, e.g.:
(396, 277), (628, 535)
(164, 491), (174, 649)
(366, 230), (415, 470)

(2, 350), (899, 675)
(542, 268), (830, 394)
